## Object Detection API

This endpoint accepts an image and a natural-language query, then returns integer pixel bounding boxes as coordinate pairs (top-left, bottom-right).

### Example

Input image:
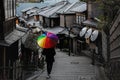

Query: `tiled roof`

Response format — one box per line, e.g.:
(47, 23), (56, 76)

(0, 29), (25, 46)
(39, 5), (64, 18)
(43, 26), (64, 34)
(56, 3), (71, 14)
(21, 7), (39, 12)
(38, 1), (69, 18)
(64, 2), (77, 12)
(71, 3), (87, 12)
(38, 1), (86, 17)
(26, 8), (39, 15)
(56, 1), (86, 14)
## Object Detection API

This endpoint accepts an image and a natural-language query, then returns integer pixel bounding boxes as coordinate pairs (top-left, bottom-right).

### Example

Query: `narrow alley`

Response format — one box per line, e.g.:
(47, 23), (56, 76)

(26, 49), (101, 80)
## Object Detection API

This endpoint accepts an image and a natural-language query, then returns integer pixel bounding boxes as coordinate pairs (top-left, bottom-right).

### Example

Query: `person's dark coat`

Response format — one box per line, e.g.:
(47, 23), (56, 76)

(42, 48), (56, 62)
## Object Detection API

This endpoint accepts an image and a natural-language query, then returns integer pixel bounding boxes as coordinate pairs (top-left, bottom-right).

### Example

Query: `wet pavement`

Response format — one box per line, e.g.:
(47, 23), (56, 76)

(26, 49), (99, 80)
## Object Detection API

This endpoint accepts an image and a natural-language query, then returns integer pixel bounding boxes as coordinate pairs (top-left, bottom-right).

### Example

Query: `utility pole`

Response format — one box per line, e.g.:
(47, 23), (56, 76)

(64, 14), (71, 56)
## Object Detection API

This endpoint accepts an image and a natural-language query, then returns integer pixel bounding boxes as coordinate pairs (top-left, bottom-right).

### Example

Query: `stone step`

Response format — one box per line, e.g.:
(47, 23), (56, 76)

(36, 75), (96, 80)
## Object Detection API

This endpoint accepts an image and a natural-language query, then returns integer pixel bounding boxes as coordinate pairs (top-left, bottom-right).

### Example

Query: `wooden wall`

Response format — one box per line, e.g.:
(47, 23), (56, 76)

(105, 10), (120, 80)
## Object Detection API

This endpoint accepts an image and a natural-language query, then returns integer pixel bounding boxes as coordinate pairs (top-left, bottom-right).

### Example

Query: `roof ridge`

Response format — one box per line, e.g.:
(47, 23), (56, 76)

(64, 1), (77, 13)
(39, 1), (69, 17)
(55, 1), (69, 13)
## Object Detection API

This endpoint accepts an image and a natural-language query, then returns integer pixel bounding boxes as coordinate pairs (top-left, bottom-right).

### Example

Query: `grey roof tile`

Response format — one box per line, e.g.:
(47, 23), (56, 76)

(71, 3), (87, 12)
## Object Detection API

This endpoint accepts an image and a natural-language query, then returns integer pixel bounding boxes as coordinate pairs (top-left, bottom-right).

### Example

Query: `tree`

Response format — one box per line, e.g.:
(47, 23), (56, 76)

(79, 0), (120, 34)
(80, 0), (120, 22)
(102, 0), (120, 22)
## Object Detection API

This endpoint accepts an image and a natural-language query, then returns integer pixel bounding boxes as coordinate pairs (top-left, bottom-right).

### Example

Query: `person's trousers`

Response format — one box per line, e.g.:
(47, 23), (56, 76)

(47, 62), (53, 75)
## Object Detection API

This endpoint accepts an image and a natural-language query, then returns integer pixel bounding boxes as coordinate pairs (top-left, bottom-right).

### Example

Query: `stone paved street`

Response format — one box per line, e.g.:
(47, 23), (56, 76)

(28, 49), (97, 80)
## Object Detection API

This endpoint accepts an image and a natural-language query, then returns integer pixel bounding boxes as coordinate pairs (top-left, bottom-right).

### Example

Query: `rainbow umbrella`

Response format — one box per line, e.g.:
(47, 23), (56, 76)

(37, 32), (58, 48)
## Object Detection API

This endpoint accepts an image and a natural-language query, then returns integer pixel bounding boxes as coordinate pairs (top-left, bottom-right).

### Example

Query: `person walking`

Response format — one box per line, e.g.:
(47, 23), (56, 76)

(41, 48), (56, 79)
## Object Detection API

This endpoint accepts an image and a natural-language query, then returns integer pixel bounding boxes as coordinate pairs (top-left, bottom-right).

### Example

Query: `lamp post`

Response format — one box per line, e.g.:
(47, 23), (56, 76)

(66, 27), (72, 56)
(68, 27), (72, 56)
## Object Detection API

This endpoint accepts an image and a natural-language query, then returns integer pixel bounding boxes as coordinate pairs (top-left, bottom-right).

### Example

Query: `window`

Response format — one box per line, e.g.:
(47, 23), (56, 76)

(76, 14), (86, 24)
(4, 0), (16, 19)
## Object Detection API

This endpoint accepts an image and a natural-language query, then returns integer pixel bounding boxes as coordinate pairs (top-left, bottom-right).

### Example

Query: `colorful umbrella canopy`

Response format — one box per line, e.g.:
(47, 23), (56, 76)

(37, 32), (58, 48)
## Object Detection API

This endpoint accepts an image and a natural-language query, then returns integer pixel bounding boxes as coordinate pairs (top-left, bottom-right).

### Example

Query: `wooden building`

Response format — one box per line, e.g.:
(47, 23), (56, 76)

(38, 1), (87, 55)
(80, 0), (106, 62)
(21, 7), (39, 20)
(17, 0), (41, 3)
(38, 1), (86, 28)
(0, 0), (25, 80)
(105, 9), (120, 80)
(86, 0), (120, 79)
(38, 1), (67, 28)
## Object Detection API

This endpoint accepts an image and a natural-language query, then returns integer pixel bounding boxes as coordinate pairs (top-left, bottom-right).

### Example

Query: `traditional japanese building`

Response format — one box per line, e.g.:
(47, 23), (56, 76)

(80, 0), (105, 63)
(17, 0), (41, 3)
(21, 7), (39, 20)
(0, 0), (25, 80)
(106, 9), (120, 80)
(37, 1), (87, 55)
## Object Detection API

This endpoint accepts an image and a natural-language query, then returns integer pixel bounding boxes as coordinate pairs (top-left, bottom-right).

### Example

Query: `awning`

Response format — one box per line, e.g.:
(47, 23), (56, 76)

(59, 29), (77, 38)
(43, 26), (65, 34)
(82, 20), (98, 27)
(0, 29), (26, 46)
(16, 24), (29, 32)
(0, 40), (9, 46)
(71, 27), (81, 35)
